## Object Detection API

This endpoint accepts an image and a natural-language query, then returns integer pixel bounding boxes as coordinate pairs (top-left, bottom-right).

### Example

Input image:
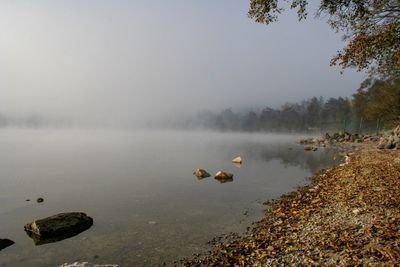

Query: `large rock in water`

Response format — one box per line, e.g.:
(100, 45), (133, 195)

(0, 239), (14, 251)
(24, 212), (93, 245)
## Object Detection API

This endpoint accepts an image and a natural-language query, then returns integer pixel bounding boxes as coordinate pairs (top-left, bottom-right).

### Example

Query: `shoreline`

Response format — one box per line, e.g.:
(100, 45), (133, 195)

(180, 141), (400, 266)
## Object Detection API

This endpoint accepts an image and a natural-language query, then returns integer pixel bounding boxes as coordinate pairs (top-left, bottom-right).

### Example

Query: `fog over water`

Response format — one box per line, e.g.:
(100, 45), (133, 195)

(0, 3), (359, 265)
(0, 1), (365, 127)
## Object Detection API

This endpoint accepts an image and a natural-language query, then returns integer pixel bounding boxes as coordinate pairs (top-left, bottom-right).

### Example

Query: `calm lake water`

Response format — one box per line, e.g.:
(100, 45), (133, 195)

(0, 129), (339, 267)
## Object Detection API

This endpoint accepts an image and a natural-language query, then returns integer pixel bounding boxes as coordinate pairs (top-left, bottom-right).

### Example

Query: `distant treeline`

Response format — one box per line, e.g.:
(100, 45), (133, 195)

(182, 78), (400, 133)
(0, 114), (72, 128)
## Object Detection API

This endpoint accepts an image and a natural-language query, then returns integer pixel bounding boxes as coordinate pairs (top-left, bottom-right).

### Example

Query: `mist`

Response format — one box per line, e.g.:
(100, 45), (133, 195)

(0, 0), (365, 128)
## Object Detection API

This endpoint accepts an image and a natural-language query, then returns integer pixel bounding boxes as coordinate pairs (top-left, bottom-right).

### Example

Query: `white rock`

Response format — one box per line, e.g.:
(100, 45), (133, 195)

(231, 156), (242, 164)
(352, 209), (360, 215)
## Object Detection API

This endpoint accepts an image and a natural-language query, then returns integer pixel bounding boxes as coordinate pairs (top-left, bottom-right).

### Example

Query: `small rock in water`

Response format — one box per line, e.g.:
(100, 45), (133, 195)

(231, 156), (242, 164)
(36, 197), (44, 203)
(193, 168), (211, 179)
(26, 199), (30, 202)
(214, 171), (234, 183)
(0, 238), (14, 251)
(304, 145), (314, 151)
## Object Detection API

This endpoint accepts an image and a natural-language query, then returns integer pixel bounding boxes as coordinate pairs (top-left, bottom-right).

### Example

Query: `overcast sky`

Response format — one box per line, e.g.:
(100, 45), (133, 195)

(0, 0), (365, 125)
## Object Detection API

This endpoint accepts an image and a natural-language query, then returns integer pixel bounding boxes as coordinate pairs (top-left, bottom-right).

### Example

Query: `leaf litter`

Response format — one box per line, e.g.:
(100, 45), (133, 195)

(180, 142), (400, 266)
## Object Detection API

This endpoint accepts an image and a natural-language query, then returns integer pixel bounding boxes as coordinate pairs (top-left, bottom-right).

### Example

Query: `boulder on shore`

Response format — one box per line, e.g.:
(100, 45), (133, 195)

(300, 131), (368, 150)
(377, 125), (400, 149)
(0, 239), (14, 251)
(193, 168), (211, 179)
(24, 212), (93, 245)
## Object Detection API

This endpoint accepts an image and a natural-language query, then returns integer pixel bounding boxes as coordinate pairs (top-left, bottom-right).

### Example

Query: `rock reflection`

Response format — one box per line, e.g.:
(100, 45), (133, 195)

(0, 239), (14, 251)
(232, 162), (242, 168)
(214, 177), (234, 183)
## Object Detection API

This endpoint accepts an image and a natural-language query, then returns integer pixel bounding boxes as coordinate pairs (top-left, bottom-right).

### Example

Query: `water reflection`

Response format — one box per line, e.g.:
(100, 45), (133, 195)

(25, 228), (91, 246)
(0, 130), (340, 267)
(242, 144), (340, 173)
(232, 162), (242, 168)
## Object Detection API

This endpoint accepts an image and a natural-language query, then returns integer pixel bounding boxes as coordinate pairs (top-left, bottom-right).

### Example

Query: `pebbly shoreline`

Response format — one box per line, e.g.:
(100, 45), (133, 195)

(180, 140), (400, 266)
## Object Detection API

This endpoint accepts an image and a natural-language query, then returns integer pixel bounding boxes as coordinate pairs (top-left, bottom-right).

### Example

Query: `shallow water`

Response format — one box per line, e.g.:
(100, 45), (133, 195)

(0, 129), (338, 266)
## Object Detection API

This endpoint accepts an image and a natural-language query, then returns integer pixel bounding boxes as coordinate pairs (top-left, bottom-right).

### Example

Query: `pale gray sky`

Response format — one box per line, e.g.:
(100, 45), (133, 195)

(0, 0), (365, 125)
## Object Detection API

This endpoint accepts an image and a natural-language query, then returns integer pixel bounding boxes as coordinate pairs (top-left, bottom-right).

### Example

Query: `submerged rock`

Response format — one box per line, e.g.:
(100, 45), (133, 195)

(214, 171), (234, 183)
(304, 145), (315, 151)
(0, 238), (14, 251)
(193, 168), (211, 179)
(24, 212), (93, 245)
(59, 263), (120, 267)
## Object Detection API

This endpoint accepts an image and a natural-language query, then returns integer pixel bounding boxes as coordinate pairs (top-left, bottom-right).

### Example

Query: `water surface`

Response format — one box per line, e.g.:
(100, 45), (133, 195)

(0, 129), (338, 266)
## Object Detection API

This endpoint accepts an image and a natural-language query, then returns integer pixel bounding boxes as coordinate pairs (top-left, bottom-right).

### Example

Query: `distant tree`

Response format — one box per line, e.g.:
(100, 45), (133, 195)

(280, 103), (303, 131)
(242, 111), (260, 131)
(306, 96), (322, 128)
(248, 0), (400, 77)
(220, 109), (240, 131)
(259, 107), (281, 131)
(353, 78), (400, 127)
(338, 97), (352, 126)
(320, 97), (352, 129)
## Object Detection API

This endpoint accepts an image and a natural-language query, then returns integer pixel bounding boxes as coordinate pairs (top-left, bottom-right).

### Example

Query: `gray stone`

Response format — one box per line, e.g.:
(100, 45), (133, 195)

(377, 139), (386, 149)
(393, 136), (400, 146)
(333, 133), (340, 140)
(385, 136), (395, 149)
(325, 133), (330, 140)
(394, 126), (400, 135)
(193, 168), (211, 179)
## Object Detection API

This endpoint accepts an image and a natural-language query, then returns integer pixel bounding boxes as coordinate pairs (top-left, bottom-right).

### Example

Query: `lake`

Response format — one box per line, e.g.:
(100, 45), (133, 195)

(0, 129), (339, 266)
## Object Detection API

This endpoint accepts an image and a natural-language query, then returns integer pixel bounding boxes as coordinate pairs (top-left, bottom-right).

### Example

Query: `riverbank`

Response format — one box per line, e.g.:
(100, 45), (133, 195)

(180, 141), (400, 266)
